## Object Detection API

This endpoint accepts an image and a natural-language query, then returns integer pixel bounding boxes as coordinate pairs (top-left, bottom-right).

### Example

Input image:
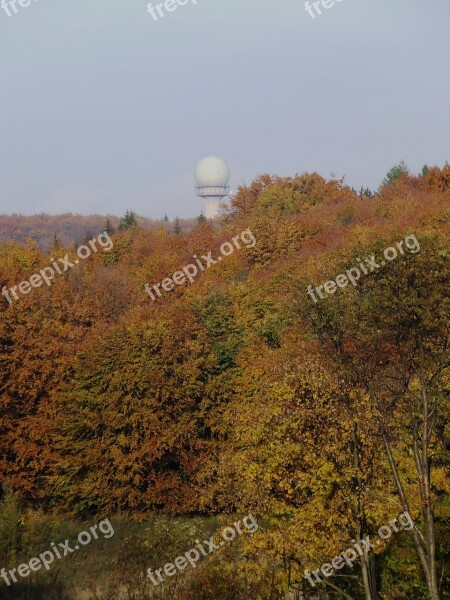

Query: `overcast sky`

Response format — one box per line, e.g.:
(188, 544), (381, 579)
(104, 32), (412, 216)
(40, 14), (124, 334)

(0, 0), (449, 219)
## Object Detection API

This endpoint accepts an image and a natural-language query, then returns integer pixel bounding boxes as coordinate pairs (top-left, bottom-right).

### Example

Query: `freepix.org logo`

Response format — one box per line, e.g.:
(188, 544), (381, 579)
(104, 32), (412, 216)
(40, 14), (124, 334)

(304, 0), (344, 20)
(304, 512), (414, 587)
(1, 0), (38, 17)
(306, 234), (420, 303)
(1, 231), (114, 305)
(147, 0), (197, 22)
(144, 228), (256, 302)
(147, 513), (258, 586)
(0, 520), (114, 588)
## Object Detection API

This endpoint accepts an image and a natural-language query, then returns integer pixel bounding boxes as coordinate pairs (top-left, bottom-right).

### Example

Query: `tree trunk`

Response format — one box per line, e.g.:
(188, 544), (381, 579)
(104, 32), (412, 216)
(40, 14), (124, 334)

(418, 337), (440, 600)
(353, 423), (379, 600)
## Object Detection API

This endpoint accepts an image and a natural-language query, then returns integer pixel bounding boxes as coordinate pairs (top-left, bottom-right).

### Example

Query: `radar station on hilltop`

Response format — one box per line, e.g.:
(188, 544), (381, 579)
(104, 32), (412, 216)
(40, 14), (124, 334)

(195, 156), (230, 219)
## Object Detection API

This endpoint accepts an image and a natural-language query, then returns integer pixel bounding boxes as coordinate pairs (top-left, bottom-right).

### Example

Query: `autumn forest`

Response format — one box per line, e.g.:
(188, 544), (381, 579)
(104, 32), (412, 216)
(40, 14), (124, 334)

(0, 165), (449, 600)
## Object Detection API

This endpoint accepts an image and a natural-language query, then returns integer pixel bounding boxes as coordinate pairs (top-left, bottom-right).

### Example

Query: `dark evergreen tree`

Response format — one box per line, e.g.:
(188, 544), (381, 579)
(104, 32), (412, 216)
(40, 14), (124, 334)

(359, 187), (375, 199)
(118, 211), (138, 231)
(104, 218), (116, 235)
(173, 217), (182, 235)
(50, 231), (62, 252)
(381, 161), (409, 187)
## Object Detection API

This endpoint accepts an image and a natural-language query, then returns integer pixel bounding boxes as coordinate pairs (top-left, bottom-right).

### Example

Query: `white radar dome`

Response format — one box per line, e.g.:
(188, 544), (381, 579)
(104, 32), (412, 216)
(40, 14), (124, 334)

(195, 156), (230, 187)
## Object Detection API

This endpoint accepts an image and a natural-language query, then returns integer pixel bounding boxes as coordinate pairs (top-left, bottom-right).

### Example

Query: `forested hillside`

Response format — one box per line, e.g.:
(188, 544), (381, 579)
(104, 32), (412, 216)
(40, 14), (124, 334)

(0, 213), (194, 252)
(0, 165), (449, 599)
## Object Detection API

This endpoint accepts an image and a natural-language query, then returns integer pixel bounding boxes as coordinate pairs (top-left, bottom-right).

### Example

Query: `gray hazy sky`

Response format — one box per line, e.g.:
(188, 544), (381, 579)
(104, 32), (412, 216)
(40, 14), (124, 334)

(0, 0), (449, 219)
